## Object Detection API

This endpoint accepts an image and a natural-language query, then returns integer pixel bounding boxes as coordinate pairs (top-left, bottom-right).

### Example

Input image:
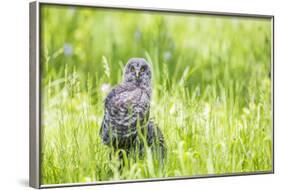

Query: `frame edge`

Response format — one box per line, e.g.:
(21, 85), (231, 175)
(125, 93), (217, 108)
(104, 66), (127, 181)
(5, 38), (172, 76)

(30, 1), (40, 189)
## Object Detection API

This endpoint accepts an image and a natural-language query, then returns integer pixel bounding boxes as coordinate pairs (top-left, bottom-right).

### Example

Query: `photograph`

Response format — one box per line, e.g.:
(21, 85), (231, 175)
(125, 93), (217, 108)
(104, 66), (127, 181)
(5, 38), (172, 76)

(38, 3), (273, 186)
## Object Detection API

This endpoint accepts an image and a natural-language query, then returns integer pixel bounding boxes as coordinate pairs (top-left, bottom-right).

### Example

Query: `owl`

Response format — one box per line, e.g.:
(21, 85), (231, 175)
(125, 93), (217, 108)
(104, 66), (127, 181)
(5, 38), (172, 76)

(100, 58), (165, 161)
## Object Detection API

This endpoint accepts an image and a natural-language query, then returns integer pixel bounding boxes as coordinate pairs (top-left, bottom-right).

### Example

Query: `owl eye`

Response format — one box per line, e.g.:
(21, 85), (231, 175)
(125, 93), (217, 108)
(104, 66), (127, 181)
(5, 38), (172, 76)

(140, 66), (145, 72)
(130, 66), (135, 72)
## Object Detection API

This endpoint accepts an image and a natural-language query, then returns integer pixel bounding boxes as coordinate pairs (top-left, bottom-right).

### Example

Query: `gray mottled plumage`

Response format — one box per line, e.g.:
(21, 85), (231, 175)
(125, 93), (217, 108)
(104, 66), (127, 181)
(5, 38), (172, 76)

(100, 58), (166, 161)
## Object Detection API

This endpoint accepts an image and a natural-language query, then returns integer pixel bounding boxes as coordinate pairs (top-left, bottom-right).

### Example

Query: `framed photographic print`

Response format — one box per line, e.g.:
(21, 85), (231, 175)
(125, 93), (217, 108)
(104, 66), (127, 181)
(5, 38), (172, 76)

(29, 1), (274, 188)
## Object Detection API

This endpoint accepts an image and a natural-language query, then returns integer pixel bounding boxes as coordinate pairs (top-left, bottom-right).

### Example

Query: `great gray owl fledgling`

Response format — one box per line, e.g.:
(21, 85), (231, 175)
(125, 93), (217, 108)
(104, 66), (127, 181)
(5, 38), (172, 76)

(100, 58), (166, 161)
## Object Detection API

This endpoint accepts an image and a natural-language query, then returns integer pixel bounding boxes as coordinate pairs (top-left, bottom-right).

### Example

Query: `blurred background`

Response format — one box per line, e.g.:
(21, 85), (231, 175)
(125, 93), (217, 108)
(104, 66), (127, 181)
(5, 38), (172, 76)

(41, 5), (271, 99)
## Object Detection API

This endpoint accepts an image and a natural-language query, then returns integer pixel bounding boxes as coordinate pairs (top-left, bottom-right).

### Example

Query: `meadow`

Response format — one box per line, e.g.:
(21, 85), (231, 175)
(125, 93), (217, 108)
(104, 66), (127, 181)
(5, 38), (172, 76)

(40, 5), (273, 185)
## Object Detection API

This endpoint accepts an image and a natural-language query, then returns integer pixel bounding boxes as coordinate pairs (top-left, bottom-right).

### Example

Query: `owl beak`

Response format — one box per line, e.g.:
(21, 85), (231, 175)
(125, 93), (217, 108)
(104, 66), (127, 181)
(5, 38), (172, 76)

(135, 71), (140, 79)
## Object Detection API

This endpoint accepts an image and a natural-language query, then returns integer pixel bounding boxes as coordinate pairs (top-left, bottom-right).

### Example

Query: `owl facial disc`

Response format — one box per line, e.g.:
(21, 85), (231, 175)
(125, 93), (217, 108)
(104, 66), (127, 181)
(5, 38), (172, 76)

(124, 58), (152, 86)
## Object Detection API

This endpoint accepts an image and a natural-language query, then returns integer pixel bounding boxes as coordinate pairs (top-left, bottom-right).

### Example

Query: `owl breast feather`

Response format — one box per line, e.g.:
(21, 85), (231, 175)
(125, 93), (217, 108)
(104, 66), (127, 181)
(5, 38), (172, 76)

(105, 86), (150, 137)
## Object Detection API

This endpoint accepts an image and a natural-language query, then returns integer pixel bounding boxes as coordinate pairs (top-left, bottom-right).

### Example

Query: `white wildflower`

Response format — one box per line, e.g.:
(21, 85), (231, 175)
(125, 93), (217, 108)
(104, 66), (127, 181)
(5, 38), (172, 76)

(163, 51), (172, 61)
(203, 103), (211, 118)
(63, 43), (73, 56)
(169, 103), (176, 114)
(101, 83), (111, 93)
(134, 28), (141, 40)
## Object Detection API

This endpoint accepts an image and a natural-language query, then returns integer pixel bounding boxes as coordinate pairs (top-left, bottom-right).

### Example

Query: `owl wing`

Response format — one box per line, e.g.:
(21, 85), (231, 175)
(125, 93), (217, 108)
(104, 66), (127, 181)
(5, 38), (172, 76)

(100, 110), (111, 145)
(100, 84), (134, 144)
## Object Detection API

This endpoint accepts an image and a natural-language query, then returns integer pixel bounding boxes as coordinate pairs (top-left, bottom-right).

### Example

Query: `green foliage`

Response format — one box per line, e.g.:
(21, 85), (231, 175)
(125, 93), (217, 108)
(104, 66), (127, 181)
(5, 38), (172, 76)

(40, 5), (272, 185)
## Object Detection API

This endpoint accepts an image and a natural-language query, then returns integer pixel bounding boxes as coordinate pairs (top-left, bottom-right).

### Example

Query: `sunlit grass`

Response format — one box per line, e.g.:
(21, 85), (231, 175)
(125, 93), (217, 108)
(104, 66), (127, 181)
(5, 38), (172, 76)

(40, 5), (272, 185)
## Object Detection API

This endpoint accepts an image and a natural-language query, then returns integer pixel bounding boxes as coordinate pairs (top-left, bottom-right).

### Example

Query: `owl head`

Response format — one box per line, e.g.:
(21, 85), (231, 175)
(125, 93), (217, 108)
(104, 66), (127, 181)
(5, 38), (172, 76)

(124, 58), (152, 86)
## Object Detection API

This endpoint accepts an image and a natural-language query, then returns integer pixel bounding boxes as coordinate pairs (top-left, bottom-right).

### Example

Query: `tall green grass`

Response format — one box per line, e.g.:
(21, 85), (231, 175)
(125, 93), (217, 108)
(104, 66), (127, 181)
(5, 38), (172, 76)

(40, 5), (272, 184)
